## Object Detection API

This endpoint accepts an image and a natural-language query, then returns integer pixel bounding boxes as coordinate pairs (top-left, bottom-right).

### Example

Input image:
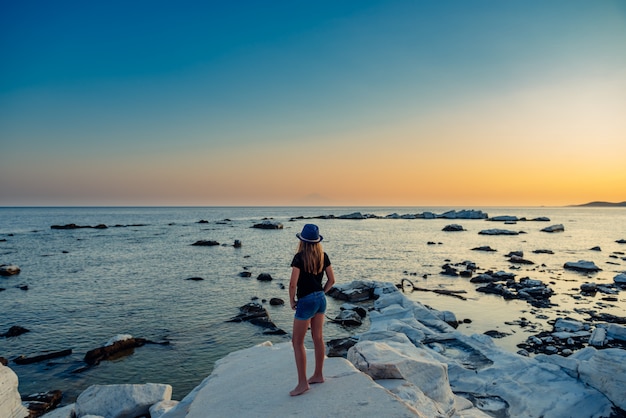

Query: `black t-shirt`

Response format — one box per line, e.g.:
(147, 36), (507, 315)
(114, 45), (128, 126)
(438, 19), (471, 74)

(291, 252), (331, 299)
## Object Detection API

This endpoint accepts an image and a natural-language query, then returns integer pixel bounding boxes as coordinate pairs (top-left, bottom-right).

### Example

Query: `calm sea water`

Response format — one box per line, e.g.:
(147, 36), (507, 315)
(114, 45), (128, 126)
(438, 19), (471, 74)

(1, 206), (625, 402)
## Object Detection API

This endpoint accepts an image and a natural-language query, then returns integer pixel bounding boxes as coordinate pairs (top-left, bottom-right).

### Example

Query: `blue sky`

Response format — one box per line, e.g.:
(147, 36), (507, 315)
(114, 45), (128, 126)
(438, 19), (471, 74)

(1, 1), (625, 206)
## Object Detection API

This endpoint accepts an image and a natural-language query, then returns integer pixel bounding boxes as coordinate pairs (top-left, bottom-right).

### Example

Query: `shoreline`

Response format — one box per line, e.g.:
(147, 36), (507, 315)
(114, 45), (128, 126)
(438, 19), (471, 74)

(5, 280), (624, 417)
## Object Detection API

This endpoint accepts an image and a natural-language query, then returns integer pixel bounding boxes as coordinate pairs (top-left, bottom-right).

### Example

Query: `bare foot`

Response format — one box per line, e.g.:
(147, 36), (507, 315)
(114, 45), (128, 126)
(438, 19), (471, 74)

(289, 383), (310, 396)
(308, 375), (325, 384)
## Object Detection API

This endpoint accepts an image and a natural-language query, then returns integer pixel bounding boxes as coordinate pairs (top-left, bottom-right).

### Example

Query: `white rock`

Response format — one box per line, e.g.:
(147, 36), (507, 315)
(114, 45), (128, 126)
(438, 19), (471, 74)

(606, 323), (626, 342)
(150, 400), (179, 418)
(578, 348), (626, 410)
(161, 341), (422, 418)
(348, 339), (456, 415)
(75, 383), (172, 418)
(589, 327), (607, 347)
(554, 318), (585, 332)
(41, 403), (75, 418)
(0, 365), (29, 418)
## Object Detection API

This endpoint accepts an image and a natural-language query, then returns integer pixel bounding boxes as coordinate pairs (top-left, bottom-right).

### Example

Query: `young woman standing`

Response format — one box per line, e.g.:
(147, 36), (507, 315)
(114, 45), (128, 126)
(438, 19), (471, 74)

(289, 223), (336, 396)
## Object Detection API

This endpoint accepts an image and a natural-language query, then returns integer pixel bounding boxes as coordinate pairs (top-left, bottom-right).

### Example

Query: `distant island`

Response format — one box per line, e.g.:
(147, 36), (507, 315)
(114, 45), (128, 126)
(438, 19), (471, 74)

(572, 201), (626, 207)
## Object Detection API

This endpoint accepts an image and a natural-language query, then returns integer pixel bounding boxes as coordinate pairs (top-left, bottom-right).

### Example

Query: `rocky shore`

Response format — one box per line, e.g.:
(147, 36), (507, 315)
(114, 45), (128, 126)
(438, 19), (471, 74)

(2, 281), (625, 418)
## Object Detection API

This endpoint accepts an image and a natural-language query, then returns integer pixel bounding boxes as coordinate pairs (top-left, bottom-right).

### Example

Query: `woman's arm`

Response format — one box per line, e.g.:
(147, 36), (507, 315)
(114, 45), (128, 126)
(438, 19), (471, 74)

(323, 265), (336, 293)
(289, 267), (300, 310)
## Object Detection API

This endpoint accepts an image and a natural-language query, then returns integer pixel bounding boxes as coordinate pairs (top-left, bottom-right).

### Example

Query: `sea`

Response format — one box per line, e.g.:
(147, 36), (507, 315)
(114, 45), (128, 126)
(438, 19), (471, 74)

(1, 206), (625, 403)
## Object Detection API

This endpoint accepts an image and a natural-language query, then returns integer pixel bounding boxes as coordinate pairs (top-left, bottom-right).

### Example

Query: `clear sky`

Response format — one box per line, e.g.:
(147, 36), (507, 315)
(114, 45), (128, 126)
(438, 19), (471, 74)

(1, 0), (625, 207)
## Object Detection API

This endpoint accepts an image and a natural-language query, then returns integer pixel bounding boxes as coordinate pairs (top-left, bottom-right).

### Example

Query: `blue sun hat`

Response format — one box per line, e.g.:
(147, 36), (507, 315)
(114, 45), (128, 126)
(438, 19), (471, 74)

(296, 223), (323, 243)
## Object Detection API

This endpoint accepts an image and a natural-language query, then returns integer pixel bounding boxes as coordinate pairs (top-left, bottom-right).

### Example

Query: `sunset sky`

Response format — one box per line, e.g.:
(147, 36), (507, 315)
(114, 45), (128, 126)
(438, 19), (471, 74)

(1, 1), (625, 207)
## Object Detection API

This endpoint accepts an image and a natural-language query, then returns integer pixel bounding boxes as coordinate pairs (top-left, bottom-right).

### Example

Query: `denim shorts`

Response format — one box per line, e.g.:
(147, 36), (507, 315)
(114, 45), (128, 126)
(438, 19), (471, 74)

(295, 291), (327, 320)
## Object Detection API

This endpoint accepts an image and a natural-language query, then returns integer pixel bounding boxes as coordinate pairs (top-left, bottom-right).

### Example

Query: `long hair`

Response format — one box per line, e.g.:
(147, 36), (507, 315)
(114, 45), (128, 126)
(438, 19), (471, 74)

(297, 241), (324, 274)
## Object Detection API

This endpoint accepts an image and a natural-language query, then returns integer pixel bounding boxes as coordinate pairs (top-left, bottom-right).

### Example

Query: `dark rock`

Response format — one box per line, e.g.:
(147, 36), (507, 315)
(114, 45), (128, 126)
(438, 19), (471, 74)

(22, 389), (63, 417)
(51, 223), (107, 229)
(1, 325), (30, 338)
(616, 239), (626, 244)
(327, 282), (376, 302)
(332, 309), (363, 326)
(564, 260), (602, 272)
(478, 229), (520, 236)
(589, 246), (602, 251)
(484, 330), (511, 339)
(509, 255), (535, 265)
(0, 357), (7, 366)
(186, 277), (204, 281)
(239, 271), (252, 278)
(197, 220), (209, 224)
(471, 246), (497, 252)
(0, 264), (21, 276)
(84, 337), (148, 366)
(13, 349), (72, 365)
(541, 224), (564, 233)
(252, 220), (283, 229)
(227, 302), (286, 334)
(327, 337), (359, 358)
(533, 249), (554, 254)
(269, 298), (284, 306)
(234, 240), (242, 248)
(442, 224), (464, 232)
(191, 240), (220, 246)
(440, 263), (458, 276)
(257, 273), (273, 282)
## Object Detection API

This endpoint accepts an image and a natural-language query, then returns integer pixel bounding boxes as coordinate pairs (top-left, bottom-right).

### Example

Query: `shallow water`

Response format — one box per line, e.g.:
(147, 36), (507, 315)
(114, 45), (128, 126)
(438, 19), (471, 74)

(1, 206), (624, 402)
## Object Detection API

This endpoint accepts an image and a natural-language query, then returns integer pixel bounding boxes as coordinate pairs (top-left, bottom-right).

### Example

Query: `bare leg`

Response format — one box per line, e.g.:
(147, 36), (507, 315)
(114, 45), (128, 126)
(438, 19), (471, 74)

(308, 313), (326, 384)
(290, 318), (310, 396)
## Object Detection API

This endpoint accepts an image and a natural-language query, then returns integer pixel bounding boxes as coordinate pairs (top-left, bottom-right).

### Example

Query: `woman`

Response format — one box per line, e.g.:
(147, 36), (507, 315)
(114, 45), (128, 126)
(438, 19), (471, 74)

(289, 223), (336, 396)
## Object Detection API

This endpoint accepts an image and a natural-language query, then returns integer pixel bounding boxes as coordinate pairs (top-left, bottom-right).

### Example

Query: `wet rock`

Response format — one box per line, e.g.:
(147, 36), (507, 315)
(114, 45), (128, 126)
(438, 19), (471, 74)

(616, 239), (626, 244)
(509, 255), (534, 265)
(332, 309), (363, 326)
(471, 246), (497, 252)
(186, 277), (204, 281)
(238, 271), (252, 278)
(51, 223), (107, 229)
(478, 229), (519, 236)
(251, 220), (283, 229)
(1, 325), (30, 338)
(0, 265), (20, 276)
(227, 303), (286, 335)
(233, 240), (242, 248)
(440, 263), (458, 276)
(590, 246), (602, 251)
(563, 260), (602, 272)
(484, 330), (511, 339)
(327, 280), (377, 302)
(13, 349), (72, 365)
(256, 273), (273, 282)
(22, 389), (62, 417)
(488, 215), (519, 222)
(442, 224), (464, 232)
(326, 337), (358, 358)
(533, 249), (554, 254)
(191, 240), (219, 246)
(541, 224), (564, 233)
(614, 273), (626, 286)
(269, 298), (284, 306)
(338, 212), (367, 219)
(84, 335), (151, 366)
(580, 282), (597, 294)
(0, 357), (6, 366)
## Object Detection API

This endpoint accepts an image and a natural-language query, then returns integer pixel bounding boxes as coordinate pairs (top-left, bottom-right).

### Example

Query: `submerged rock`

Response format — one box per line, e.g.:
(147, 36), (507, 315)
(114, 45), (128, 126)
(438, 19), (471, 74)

(251, 220), (283, 229)
(478, 229), (519, 236)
